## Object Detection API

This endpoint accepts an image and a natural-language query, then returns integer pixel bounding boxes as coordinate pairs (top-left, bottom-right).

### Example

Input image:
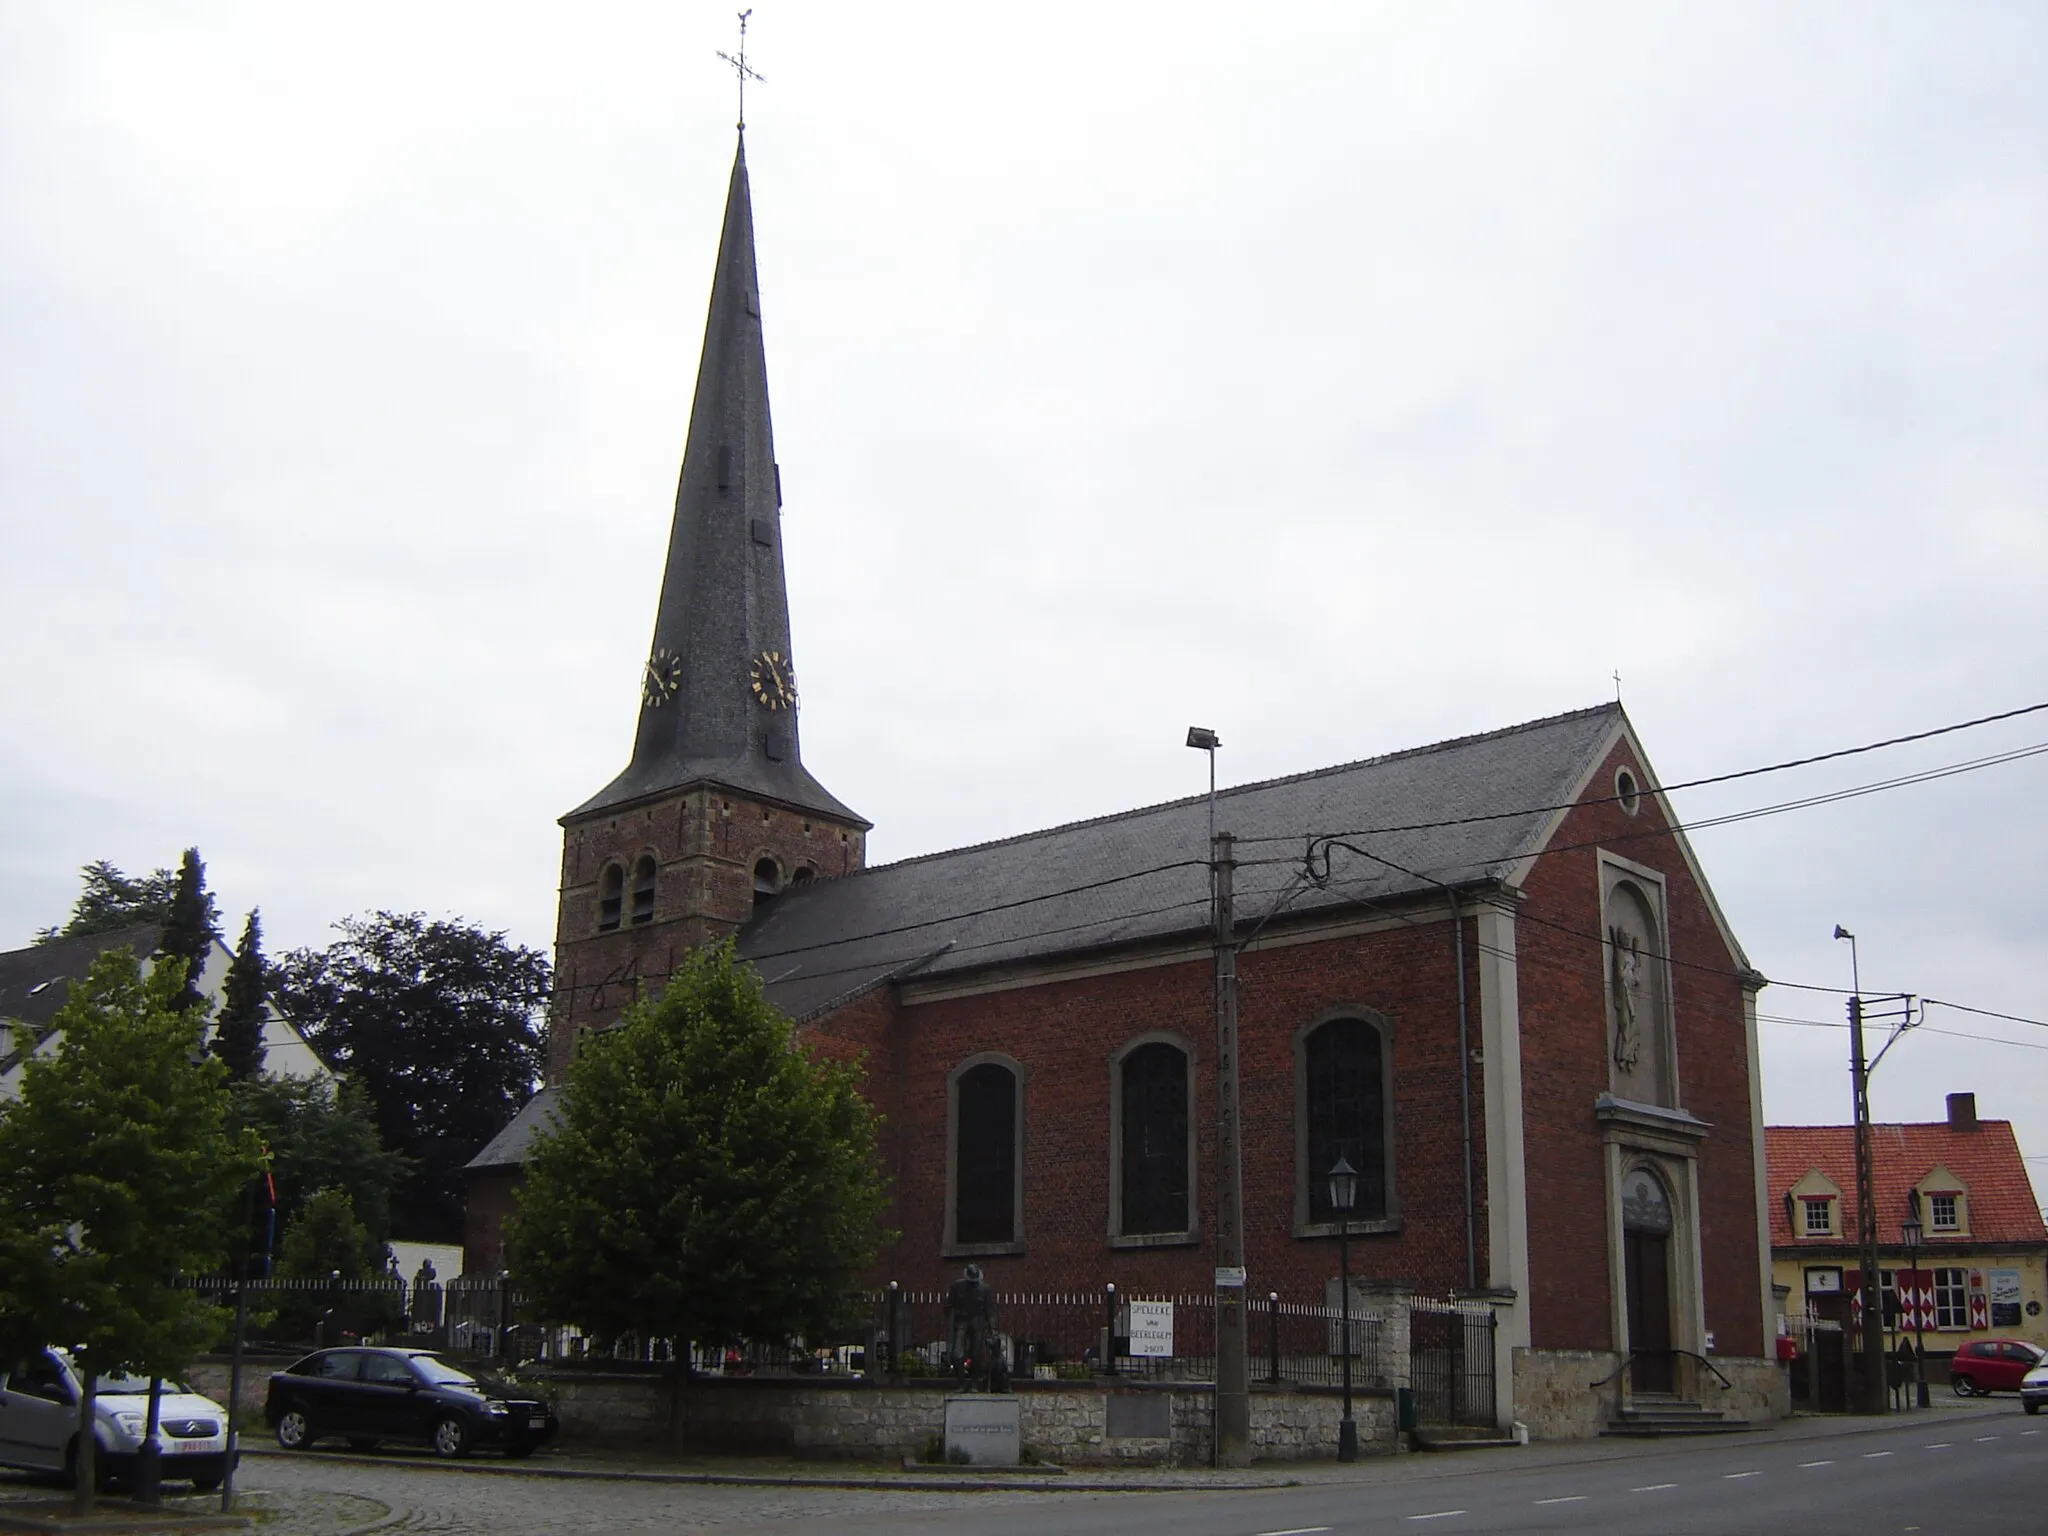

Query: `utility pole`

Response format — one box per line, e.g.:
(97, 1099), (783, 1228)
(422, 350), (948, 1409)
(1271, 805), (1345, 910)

(1836, 924), (1887, 1415)
(1212, 829), (1250, 1465)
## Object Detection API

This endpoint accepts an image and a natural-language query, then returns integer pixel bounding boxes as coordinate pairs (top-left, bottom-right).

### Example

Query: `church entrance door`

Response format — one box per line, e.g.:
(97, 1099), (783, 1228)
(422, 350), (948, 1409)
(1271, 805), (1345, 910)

(1620, 1166), (1676, 1394)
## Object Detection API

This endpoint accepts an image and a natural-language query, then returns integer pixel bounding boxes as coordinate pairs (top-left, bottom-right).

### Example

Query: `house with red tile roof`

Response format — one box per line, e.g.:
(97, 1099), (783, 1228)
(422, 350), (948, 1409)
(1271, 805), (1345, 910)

(1766, 1093), (2048, 1358)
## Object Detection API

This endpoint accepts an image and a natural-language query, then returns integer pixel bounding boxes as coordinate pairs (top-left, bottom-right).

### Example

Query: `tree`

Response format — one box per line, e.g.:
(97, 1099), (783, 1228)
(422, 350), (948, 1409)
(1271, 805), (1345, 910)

(270, 912), (550, 1243)
(35, 859), (176, 943)
(228, 1075), (409, 1255)
(276, 1188), (377, 1281)
(0, 950), (262, 1508)
(159, 848), (220, 1016)
(212, 909), (269, 1081)
(508, 943), (889, 1353)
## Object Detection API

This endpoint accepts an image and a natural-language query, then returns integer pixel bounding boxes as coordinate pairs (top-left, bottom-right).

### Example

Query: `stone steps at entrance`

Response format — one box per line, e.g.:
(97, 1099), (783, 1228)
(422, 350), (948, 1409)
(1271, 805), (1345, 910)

(1412, 1425), (1521, 1451)
(1602, 1396), (1751, 1438)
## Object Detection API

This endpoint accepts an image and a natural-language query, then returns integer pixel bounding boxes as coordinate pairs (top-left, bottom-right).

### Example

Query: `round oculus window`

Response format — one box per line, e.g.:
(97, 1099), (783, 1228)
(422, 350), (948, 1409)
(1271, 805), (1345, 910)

(1614, 767), (1641, 816)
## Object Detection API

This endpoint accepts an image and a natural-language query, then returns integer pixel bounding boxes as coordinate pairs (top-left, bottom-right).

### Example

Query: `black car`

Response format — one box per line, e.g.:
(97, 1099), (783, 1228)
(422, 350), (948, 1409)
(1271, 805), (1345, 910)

(264, 1347), (556, 1459)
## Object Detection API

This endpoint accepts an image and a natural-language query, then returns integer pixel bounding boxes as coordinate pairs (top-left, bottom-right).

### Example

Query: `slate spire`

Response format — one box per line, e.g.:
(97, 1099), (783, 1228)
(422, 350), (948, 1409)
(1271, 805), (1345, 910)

(572, 137), (863, 827)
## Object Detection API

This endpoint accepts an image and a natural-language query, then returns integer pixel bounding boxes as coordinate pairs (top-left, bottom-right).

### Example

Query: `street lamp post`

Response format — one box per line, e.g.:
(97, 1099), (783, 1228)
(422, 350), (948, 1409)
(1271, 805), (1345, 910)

(1188, 725), (1249, 1466)
(1329, 1156), (1358, 1462)
(1902, 1214), (1929, 1408)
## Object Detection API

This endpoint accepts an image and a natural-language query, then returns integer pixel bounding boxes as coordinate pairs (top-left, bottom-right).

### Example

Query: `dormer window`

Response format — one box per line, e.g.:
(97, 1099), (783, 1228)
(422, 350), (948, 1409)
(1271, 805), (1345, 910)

(1801, 1197), (1836, 1237)
(630, 856), (657, 925)
(598, 864), (624, 932)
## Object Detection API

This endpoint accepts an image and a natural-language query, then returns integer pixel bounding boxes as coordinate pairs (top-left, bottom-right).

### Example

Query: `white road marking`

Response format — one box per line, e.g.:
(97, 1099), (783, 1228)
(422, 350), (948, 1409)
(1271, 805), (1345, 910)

(1406, 1513), (1466, 1522)
(1631, 1483), (1677, 1492)
(1974, 1435), (1998, 1442)
(1257, 1528), (1331, 1536)
(1724, 1471), (1761, 1480)
(1533, 1496), (1585, 1505)
(1863, 1450), (1893, 1458)
(1798, 1459), (1834, 1467)
(2023, 1430), (2041, 1436)
(1925, 1442), (1951, 1449)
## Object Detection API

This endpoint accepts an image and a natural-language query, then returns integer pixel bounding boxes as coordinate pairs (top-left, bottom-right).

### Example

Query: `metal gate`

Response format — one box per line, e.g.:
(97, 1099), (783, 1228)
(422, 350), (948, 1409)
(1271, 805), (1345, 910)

(1409, 1302), (1497, 1427)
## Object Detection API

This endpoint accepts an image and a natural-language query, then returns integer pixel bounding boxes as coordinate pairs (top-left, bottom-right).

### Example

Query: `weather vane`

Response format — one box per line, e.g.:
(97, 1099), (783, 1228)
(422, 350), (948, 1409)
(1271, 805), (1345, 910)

(717, 9), (764, 132)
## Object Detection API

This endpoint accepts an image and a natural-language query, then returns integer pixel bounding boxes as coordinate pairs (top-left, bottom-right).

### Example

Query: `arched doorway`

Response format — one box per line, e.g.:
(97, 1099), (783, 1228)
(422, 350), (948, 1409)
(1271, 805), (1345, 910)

(1622, 1166), (1676, 1393)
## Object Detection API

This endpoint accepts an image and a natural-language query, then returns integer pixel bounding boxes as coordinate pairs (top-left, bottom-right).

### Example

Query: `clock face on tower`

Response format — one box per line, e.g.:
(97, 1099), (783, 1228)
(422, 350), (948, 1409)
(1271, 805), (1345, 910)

(642, 647), (683, 708)
(749, 650), (796, 710)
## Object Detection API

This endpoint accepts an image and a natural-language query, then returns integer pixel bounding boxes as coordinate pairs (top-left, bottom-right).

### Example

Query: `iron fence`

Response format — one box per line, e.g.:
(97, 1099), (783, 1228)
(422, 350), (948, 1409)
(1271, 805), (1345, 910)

(180, 1276), (1417, 1392)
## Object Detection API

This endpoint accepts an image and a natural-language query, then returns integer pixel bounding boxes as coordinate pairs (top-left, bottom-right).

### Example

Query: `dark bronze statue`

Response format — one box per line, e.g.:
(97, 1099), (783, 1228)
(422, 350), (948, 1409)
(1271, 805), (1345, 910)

(945, 1265), (1008, 1391)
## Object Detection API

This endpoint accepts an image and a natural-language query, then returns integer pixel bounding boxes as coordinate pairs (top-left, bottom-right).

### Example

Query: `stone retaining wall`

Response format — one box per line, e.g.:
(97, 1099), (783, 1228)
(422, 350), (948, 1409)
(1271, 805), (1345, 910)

(184, 1354), (1397, 1465)
(549, 1369), (1397, 1465)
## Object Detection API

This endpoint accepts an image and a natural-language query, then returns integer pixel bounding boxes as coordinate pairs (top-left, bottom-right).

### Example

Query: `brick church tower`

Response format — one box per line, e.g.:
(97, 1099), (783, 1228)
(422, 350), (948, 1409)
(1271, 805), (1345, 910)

(546, 136), (868, 1082)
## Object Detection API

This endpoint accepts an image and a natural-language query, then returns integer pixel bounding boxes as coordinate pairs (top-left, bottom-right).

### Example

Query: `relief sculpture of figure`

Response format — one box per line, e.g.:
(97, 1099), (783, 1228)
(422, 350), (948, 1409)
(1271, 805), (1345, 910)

(1609, 926), (1643, 1072)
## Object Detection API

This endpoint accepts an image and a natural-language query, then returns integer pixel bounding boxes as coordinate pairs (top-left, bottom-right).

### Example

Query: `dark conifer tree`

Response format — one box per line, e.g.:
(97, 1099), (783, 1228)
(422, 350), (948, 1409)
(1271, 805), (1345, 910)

(159, 847), (220, 1015)
(212, 909), (269, 1081)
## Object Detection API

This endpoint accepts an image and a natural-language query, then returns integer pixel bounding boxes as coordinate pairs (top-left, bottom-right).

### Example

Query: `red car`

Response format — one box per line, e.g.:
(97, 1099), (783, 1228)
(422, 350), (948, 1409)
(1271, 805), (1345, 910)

(1947, 1338), (2045, 1397)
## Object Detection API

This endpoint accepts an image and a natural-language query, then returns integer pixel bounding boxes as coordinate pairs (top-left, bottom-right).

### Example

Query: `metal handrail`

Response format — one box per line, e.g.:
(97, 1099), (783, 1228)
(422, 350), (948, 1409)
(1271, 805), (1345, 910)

(1590, 1348), (1732, 1392)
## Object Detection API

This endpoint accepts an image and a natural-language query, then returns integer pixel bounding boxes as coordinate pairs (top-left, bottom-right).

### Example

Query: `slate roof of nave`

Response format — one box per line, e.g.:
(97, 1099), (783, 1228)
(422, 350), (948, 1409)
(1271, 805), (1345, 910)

(472, 702), (1632, 1172)
(737, 702), (1626, 1021)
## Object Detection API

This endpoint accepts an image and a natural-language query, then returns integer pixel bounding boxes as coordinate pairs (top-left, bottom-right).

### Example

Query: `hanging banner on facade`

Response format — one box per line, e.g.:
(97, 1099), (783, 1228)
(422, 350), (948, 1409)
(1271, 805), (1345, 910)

(1125, 1300), (1174, 1358)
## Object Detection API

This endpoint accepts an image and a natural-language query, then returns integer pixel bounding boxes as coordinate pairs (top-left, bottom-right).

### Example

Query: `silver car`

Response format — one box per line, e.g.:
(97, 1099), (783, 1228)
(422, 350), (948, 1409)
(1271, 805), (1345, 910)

(0, 1349), (231, 1490)
(2023, 1354), (2048, 1416)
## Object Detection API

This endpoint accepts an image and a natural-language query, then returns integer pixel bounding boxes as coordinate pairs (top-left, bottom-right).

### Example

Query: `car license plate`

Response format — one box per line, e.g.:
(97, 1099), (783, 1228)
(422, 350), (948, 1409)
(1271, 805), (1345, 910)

(528, 1414), (547, 1429)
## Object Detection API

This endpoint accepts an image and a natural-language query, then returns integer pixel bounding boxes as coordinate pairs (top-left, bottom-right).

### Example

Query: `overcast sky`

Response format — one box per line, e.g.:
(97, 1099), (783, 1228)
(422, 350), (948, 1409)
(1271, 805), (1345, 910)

(4, 2), (2044, 1183)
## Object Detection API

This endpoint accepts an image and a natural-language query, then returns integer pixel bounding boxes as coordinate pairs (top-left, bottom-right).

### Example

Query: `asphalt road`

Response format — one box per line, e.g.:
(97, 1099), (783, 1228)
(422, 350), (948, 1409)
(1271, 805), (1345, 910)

(210, 1406), (2043, 1534)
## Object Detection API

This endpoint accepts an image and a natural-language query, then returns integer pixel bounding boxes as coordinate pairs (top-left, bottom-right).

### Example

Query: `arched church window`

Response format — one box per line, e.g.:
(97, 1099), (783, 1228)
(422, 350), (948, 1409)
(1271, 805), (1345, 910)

(598, 863), (624, 932)
(630, 856), (656, 926)
(1303, 1017), (1388, 1223)
(954, 1062), (1019, 1246)
(1118, 1041), (1190, 1237)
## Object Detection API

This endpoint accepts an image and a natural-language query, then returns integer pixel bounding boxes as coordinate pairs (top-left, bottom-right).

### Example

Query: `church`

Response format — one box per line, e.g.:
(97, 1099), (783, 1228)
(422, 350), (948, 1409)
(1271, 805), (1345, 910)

(465, 135), (1784, 1439)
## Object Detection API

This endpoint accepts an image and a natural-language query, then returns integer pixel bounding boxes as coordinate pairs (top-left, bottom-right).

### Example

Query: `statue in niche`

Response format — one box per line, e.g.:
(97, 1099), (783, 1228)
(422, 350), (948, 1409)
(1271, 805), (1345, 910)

(1610, 925), (1644, 1073)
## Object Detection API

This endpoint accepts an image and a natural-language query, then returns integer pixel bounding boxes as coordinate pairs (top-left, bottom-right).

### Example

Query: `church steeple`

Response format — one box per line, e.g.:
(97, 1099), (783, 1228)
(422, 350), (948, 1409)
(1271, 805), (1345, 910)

(549, 136), (866, 1081)
(570, 137), (863, 829)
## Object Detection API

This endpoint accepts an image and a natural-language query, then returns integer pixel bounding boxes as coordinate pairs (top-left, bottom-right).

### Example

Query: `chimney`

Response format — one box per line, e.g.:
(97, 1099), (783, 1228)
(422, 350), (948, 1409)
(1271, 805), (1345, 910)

(1946, 1092), (1978, 1130)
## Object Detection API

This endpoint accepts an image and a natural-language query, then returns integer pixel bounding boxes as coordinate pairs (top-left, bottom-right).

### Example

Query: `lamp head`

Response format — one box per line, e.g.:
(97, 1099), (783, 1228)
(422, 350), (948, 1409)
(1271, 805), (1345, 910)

(1327, 1155), (1358, 1214)
(1185, 726), (1220, 751)
(1901, 1215), (1922, 1249)
(1833, 924), (1853, 942)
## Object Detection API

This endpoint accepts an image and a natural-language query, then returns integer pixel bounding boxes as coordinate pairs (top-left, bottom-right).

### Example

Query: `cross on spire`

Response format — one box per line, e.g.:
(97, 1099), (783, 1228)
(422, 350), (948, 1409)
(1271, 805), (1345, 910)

(717, 9), (764, 132)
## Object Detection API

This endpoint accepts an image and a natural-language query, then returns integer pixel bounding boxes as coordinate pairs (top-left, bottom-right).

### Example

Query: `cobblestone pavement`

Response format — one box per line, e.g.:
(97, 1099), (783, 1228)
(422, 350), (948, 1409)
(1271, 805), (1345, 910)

(230, 1453), (1119, 1534)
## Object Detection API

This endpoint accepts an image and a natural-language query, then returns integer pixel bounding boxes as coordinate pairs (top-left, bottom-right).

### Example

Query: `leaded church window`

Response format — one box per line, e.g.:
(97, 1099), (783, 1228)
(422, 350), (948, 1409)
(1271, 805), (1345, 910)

(1120, 1042), (1189, 1235)
(954, 1063), (1017, 1245)
(1305, 1018), (1386, 1222)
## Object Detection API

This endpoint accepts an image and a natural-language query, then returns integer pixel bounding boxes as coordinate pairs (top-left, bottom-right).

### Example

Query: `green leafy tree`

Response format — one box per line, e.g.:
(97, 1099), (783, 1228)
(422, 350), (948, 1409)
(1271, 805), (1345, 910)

(271, 912), (550, 1243)
(229, 1076), (409, 1255)
(271, 1188), (401, 1342)
(508, 943), (890, 1352)
(35, 859), (176, 943)
(0, 951), (262, 1507)
(276, 1188), (377, 1282)
(211, 909), (269, 1081)
(159, 848), (220, 1016)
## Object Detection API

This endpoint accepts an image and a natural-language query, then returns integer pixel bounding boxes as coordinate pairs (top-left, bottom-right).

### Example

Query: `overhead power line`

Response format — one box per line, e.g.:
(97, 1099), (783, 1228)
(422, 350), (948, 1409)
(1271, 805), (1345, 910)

(1238, 698), (2048, 846)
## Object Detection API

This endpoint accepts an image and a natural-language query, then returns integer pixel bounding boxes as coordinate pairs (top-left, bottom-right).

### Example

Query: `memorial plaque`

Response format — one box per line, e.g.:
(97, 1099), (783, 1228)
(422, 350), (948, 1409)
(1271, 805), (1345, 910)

(1106, 1393), (1172, 1439)
(943, 1394), (1020, 1467)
